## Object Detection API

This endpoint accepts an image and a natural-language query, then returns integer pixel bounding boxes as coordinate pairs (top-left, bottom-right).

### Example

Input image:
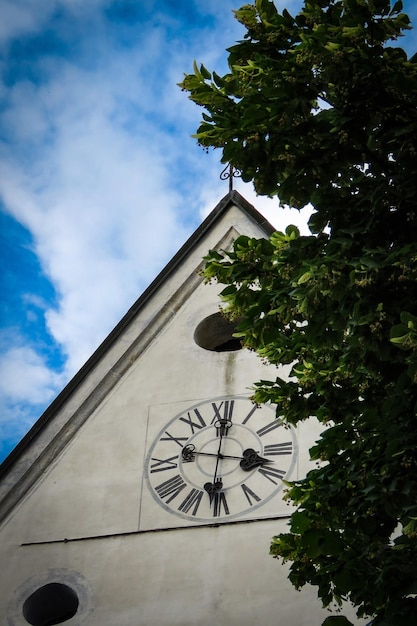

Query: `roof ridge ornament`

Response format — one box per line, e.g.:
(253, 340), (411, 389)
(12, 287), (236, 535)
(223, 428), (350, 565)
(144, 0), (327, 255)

(220, 163), (242, 192)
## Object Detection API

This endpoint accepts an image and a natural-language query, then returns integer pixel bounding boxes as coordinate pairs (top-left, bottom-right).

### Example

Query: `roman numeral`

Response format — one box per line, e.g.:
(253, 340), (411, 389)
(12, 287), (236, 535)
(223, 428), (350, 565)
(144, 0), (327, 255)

(178, 488), (204, 516)
(160, 431), (188, 447)
(241, 404), (258, 424)
(212, 491), (230, 517)
(149, 455), (178, 473)
(155, 474), (187, 503)
(179, 408), (206, 434)
(212, 400), (234, 436)
(211, 400), (234, 423)
(241, 483), (261, 506)
(256, 420), (281, 437)
(258, 466), (286, 484)
(263, 442), (292, 456)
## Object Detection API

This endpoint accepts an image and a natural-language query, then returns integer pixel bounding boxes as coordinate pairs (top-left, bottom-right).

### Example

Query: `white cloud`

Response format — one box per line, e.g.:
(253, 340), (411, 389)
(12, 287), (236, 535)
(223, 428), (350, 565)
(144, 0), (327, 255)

(0, 342), (63, 405)
(1, 97), (189, 375)
(0, 3), (312, 387)
(236, 183), (313, 235)
(0, 334), (67, 460)
(0, 0), (56, 47)
(0, 0), (125, 48)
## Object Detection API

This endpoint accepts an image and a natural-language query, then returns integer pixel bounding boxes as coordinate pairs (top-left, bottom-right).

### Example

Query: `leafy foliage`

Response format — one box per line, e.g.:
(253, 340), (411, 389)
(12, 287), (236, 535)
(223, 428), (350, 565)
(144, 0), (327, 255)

(180, 1), (417, 624)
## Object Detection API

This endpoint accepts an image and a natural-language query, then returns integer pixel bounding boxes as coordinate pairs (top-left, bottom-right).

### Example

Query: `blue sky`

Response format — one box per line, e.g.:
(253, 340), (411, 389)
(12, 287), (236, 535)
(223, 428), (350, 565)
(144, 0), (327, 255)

(1, 0), (416, 463)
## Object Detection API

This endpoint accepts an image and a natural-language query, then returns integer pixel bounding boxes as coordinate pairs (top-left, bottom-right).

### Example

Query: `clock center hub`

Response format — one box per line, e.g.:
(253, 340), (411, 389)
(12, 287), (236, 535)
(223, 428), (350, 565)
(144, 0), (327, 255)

(180, 423), (262, 486)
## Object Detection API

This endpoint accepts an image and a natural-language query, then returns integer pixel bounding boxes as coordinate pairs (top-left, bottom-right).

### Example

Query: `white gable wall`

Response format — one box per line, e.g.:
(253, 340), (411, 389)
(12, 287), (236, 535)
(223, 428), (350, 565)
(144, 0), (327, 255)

(0, 195), (366, 625)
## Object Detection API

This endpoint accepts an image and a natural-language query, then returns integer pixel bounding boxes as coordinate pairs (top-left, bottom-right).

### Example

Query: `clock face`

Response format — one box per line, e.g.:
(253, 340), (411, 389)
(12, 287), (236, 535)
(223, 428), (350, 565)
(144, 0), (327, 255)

(145, 397), (297, 523)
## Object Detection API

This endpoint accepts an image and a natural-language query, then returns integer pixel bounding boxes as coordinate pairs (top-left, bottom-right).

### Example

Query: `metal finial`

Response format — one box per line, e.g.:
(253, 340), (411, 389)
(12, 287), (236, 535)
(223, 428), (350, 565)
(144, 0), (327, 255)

(220, 163), (242, 192)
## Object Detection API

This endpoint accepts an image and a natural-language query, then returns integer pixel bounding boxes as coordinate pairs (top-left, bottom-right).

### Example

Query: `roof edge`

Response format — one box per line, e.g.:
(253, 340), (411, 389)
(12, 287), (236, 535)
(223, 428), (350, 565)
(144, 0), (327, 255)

(0, 191), (274, 478)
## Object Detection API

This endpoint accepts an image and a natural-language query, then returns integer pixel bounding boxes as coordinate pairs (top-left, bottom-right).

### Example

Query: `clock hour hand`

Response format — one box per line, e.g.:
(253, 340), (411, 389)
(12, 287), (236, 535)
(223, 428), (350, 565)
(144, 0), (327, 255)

(182, 444), (239, 462)
(239, 448), (272, 472)
(182, 444), (197, 461)
(181, 444), (272, 470)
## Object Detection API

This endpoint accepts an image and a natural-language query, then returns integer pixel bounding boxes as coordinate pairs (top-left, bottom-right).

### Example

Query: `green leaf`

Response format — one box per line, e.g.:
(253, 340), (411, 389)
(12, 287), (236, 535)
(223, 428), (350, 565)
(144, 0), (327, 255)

(200, 64), (211, 80)
(255, 0), (278, 23)
(285, 224), (300, 238)
(322, 617), (354, 626)
(290, 511), (311, 533)
(300, 529), (322, 557)
(297, 272), (311, 284)
(400, 311), (417, 327)
(212, 71), (225, 88)
(391, 0), (403, 15)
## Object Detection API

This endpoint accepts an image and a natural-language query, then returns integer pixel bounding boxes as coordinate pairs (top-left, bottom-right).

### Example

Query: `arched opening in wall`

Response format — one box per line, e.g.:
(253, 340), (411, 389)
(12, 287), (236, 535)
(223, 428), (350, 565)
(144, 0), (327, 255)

(194, 312), (242, 352)
(22, 583), (79, 625)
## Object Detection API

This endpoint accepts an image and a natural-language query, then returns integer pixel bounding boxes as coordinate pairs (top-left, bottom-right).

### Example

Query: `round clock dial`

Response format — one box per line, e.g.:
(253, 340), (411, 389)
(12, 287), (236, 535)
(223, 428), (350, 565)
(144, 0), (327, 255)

(145, 397), (297, 522)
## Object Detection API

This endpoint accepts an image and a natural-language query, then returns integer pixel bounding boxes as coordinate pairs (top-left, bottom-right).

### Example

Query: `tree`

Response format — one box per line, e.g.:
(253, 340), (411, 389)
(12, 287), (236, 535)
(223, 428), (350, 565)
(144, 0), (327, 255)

(179, 1), (417, 624)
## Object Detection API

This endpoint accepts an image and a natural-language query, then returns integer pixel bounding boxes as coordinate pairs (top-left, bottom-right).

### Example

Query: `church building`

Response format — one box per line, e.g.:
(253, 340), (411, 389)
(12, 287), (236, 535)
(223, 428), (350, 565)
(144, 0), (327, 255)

(0, 192), (364, 625)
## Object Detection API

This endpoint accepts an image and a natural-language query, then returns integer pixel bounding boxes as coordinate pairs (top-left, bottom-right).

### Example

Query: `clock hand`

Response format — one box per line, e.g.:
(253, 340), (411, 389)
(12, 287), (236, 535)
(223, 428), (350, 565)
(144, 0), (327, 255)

(205, 413), (234, 509)
(239, 448), (271, 471)
(181, 444), (272, 468)
(182, 444), (239, 462)
(203, 478), (223, 503)
(212, 428), (224, 485)
(213, 412), (233, 438)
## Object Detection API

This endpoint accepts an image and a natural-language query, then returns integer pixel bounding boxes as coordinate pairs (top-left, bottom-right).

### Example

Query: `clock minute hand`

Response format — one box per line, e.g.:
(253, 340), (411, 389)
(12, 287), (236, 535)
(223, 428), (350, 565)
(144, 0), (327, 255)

(203, 478), (223, 503)
(203, 429), (226, 511)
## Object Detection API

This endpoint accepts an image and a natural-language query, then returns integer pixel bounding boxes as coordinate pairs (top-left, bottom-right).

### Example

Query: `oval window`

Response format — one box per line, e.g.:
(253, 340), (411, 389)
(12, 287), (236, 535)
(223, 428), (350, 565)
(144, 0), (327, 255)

(23, 582), (79, 625)
(194, 312), (242, 352)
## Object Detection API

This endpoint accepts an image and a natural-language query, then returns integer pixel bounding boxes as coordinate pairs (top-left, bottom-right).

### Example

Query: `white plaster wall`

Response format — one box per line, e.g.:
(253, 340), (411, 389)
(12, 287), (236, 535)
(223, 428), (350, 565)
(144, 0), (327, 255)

(0, 201), (367, 625)
(2, 278), (300, 543)
(4, 519), (366, 626)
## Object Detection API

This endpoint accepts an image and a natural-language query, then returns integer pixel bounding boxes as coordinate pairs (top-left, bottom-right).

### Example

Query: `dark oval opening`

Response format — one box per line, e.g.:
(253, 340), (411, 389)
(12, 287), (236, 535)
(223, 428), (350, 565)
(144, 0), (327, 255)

(194, 312), (242, 352)
(23, 582), (79, 626)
